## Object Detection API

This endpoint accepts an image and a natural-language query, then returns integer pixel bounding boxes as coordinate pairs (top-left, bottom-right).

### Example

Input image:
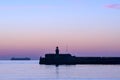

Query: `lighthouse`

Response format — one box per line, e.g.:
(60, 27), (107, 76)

(55, 46), (59, 55)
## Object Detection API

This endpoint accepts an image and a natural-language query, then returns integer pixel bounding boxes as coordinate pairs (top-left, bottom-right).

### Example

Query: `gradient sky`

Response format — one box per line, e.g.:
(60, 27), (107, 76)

(0, 0), (120, 59)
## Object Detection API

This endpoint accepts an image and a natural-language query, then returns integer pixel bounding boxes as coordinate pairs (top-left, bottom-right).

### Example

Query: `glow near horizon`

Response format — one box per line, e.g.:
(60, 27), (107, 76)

(0, 0), (120, 59)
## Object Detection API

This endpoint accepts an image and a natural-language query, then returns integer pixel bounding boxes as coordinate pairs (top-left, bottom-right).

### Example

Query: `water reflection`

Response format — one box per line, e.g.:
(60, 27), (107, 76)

(55, 65), (59, 78)
(0, 60), (120, 80)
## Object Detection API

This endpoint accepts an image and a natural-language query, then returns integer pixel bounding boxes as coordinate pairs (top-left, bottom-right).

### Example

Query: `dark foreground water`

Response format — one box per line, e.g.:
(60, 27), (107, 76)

(0, 60), (120, 80)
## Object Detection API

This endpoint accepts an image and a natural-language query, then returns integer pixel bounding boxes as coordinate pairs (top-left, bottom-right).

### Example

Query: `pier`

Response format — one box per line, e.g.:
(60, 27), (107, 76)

(39, 47), (120, 65)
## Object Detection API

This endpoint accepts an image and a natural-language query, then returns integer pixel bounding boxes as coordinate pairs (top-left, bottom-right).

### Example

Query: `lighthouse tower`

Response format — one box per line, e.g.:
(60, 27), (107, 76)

(55, 46), (59, 55)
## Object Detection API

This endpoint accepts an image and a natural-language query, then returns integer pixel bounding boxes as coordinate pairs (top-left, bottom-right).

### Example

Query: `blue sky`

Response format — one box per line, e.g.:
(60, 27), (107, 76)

(0, 0), (120, 59)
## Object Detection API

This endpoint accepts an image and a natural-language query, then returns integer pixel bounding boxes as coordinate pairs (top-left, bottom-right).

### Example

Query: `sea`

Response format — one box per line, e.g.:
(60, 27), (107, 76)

(0, 60), (120, 80)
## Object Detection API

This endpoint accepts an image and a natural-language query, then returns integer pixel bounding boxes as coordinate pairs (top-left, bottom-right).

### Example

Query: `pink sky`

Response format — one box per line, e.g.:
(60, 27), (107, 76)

(0, 0), (120, 59)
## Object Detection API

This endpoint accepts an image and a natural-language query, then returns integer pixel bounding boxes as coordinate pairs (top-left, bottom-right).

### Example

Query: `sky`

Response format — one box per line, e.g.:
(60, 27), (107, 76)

(0, 0), (120, 59)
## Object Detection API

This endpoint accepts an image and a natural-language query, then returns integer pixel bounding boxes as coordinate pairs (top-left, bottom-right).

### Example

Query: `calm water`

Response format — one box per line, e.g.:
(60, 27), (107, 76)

(0, 60), (120, 80)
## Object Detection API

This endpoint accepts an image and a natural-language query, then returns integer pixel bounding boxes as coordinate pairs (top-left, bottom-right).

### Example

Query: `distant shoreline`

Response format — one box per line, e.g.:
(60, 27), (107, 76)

(11, 57), (31, 60)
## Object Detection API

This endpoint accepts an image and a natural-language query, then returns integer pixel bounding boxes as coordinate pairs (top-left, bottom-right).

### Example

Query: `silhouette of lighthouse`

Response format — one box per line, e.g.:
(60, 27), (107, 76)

(55, 46), (59, 55)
